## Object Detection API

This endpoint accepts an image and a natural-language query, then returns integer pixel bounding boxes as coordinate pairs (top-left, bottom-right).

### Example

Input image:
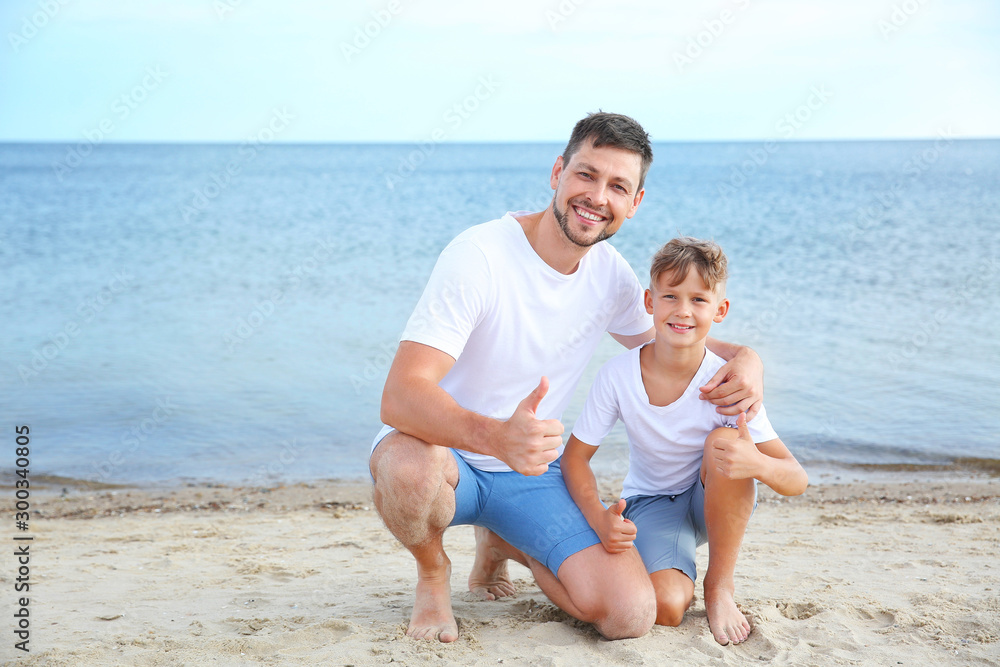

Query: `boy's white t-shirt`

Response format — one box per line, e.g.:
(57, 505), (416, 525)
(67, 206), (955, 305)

(572, 343), (779, 498)
(374, 212), (652, 472)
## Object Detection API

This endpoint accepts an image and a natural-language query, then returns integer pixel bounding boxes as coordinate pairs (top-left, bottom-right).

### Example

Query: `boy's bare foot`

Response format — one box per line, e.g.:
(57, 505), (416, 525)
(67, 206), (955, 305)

(704, 586), (751, 645)
(468, 526), (517, 600)
(409, 562), (459, 642)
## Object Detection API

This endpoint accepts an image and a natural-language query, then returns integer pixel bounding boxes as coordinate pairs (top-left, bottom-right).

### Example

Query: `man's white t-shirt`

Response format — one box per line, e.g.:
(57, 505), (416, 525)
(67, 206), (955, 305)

(374, 212), (652, 472)
(572, 343), (778, 498)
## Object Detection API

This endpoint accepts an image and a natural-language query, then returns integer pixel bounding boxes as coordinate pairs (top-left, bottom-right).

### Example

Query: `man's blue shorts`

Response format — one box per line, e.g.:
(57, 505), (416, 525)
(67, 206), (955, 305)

(448, 450), (601, 577)
(623, 480), (756, 583)
(370, 431), (600, 577)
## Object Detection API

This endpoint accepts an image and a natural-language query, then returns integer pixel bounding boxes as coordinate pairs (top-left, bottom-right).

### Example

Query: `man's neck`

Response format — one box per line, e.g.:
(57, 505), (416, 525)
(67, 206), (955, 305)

(515, 208), (591, 275)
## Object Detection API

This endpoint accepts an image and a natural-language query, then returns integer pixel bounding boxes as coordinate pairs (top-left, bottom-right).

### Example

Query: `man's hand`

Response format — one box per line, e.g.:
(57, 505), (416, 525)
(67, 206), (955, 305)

(699, 346), (764, 419)
(595, 499), (637, 553)
(497, 377), (564, 476)
(710, 413), (763, 480)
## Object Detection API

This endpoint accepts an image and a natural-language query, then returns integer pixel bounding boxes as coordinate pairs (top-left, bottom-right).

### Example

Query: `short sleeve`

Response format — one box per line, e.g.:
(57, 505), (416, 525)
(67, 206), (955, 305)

(570, 363), (622, 447)
(606, 253), (651, 337)
(400, 240), (492, 361)
(723, 405), (779, 444)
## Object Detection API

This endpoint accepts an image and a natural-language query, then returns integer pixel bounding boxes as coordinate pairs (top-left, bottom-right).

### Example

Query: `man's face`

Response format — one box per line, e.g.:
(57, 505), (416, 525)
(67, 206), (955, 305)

(549, 139), (645, 248)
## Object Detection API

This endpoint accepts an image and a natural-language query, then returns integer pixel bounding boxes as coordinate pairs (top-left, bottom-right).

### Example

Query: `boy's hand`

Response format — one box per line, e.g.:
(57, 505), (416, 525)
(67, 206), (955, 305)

(711, 413), (763, 480)
(595, 499), (637, 553)
(699, 348), (763, 419)
(498, 377), (564, 476)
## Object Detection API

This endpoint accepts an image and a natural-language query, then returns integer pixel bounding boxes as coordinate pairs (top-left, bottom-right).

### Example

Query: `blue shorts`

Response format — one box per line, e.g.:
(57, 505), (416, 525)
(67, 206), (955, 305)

(624, 480), (757, 583)
(449, 450), (601, 577)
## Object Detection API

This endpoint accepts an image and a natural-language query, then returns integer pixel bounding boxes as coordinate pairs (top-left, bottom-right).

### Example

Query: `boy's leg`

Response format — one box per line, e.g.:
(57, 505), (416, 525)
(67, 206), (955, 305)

(701, 427), (756, 645)
(623, 494), (700, 627)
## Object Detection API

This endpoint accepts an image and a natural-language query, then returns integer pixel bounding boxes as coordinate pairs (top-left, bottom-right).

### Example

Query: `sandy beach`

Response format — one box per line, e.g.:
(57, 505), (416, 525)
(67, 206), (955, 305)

(5, 473), (999, 666)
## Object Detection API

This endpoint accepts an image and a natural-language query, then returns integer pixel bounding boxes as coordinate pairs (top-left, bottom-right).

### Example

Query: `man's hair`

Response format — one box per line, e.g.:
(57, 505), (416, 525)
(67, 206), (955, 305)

(562, 112), (653, 192)
(650, 236), (728, 293)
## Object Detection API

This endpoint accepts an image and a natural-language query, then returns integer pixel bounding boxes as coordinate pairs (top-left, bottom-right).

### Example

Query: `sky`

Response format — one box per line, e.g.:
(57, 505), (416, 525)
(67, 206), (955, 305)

(2, 0), (999, 143)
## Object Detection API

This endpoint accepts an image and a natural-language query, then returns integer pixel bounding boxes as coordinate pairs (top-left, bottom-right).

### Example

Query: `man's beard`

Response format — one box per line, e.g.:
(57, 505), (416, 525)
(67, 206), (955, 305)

(553, 197), (615, 248)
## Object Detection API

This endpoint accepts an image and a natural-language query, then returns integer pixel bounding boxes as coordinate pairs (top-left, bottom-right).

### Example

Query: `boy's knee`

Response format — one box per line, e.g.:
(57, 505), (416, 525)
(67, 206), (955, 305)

(704, 426), (737, 451)
(655, 589), (692, 627)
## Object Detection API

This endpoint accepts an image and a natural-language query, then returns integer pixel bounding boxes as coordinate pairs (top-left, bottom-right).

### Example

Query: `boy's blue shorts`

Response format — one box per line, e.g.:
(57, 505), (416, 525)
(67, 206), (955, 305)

(624, 480), (757, 583)
(448, 449), (601, 577)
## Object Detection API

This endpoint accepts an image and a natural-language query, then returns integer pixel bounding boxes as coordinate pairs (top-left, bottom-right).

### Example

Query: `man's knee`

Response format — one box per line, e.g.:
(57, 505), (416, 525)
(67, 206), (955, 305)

(371, 433), (454, 488)
(563, 549), (656, 639)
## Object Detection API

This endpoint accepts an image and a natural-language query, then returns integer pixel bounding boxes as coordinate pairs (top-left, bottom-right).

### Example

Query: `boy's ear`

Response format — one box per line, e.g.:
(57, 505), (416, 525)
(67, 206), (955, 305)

(713, 298), (730, 323)
(644, 288), (653, 314)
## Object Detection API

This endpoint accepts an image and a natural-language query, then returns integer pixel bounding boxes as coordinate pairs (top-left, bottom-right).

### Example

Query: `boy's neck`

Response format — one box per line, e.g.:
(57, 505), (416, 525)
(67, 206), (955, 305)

(646, 338), (707, 379)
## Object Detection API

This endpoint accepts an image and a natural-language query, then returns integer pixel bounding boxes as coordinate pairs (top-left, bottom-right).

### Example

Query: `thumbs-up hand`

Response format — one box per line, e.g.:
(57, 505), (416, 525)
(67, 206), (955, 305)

(498, 377), (564, 476)
(710, 412), (762, 480)
(595, 499), (637, 553)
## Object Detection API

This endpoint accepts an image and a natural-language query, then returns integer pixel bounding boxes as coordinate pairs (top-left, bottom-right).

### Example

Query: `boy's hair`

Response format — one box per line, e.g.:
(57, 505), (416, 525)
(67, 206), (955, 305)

(562, 111), (654, 191)
(650, 237), (728, 293)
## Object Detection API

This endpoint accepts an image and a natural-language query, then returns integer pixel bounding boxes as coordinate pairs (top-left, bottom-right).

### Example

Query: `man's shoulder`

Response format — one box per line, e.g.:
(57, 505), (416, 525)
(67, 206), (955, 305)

(447, 213), (519, 251)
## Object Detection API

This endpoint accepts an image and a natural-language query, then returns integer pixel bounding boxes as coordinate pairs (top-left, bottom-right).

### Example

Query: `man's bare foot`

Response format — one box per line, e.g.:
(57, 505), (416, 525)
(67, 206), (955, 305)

(468, 526), (517, 600)
(704, 586), (751, 645)
(408, 562), (459, 643)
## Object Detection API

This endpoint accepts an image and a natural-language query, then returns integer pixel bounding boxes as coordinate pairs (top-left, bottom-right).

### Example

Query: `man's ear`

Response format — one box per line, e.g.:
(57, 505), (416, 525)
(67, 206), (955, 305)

(626, 188), (645, 219)
(644, 288), (654, 314)
(550, 155), (564, 190)
(713, 298), (730, 323)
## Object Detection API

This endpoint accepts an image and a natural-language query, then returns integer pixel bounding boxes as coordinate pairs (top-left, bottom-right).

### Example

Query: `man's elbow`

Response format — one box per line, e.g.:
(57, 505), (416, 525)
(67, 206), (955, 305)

(379, 384), (401, 427)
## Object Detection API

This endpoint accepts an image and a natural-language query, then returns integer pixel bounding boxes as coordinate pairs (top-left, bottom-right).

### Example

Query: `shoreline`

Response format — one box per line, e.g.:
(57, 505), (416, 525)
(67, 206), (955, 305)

(11, 473), (1000, 665)
(20, 454), (1000, 494)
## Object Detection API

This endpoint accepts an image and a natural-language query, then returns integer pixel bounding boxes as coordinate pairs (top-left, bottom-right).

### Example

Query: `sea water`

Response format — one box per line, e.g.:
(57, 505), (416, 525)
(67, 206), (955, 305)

(2, 140), (998, 484)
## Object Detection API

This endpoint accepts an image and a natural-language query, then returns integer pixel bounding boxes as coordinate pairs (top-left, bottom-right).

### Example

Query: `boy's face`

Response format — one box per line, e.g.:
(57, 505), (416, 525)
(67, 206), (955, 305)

(645, 268), (729, 348)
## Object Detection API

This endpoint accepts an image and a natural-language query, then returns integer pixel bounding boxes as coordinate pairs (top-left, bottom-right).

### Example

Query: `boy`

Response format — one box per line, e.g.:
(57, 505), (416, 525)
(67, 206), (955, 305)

(561, 237), (808, 646)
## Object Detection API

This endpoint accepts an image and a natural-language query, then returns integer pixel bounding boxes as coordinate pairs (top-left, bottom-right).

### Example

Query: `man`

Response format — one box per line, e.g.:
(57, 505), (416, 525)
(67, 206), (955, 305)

(370, 112), (764, 643)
